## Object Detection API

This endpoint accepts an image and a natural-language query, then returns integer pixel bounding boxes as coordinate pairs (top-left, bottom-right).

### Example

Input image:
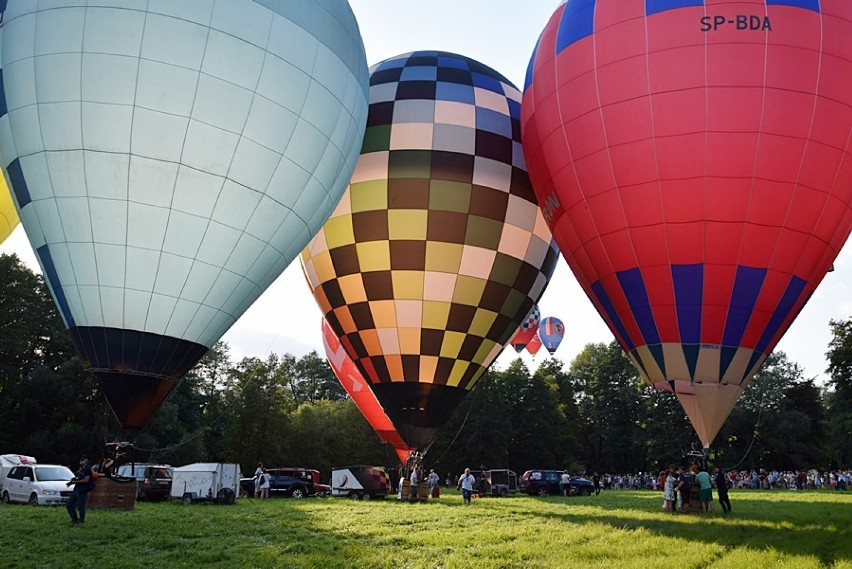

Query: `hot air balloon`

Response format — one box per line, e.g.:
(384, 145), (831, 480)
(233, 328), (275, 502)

(523, 1), (852, 448)
(302, 51), (559, 449)
(510, 305), (541, 353)
(322, 319), (413, 464)
(0, 1), (369, 429)
(538, 316), (564, 356)
(526, 332), (543, 358)
(0, 179), (17, 245)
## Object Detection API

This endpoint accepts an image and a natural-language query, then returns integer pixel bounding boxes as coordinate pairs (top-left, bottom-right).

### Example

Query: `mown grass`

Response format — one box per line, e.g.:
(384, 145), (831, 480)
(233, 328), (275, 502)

(1, 489), (850, 568)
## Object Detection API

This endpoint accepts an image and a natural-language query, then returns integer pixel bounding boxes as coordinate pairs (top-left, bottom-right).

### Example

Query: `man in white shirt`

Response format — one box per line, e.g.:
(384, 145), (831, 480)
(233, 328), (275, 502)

(458, 468), (476, 505)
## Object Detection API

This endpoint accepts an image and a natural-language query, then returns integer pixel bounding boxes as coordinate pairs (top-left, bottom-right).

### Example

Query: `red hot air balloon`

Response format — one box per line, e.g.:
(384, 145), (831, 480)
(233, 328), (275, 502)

(323, 319), (413, 464)
(523, 0), (852, 448)
(526, 332), (543, 358)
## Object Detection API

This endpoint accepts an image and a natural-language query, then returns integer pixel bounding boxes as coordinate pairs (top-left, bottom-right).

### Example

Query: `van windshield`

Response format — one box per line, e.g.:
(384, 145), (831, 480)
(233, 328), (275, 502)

(35, 466), (74, 481)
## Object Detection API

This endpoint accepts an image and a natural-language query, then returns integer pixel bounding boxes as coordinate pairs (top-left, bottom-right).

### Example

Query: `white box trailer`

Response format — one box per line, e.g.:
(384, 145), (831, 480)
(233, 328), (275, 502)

(170, 463), (241, 505)
(331, 465), (391, 500)
(0, 454), (37, 492)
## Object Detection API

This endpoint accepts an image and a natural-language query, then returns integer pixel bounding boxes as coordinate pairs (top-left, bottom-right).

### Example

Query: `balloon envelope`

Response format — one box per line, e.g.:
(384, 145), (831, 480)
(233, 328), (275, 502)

(0, 1), (369, 428)
(302, 51), (558, 448)
(526, 333), (542, 357)
(0, 177), (18, 245)
(538, 316), (564, 355)
(510, 305), (541, 352)
(322, 319), (413, 464)
(523, 1), (852, 447)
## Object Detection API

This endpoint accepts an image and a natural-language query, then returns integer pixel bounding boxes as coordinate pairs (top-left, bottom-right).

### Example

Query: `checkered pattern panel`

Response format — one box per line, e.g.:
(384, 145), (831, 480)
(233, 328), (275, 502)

(302, 51), (558, 392)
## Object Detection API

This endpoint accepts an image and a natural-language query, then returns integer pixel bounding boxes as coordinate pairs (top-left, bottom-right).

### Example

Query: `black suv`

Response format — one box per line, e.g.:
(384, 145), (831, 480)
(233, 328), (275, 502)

(240, 468), (326, 499)
(115, 464), (173, 501)
(520, 469), (593, 496)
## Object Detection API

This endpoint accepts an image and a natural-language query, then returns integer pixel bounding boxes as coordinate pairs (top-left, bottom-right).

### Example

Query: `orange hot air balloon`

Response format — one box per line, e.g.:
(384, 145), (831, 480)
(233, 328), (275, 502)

(322, 319), (413, 464)
(523, 0), (852, 447)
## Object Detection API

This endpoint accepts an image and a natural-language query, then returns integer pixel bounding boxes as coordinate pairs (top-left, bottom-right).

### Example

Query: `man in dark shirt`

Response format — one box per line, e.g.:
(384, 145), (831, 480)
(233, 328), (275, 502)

(66, 457), (95, 525)
(715, 466), (731, 513)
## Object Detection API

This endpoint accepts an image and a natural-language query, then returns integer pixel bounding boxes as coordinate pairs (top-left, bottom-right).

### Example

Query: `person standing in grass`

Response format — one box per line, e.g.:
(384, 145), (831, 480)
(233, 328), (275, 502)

(663, 469), (676, 512)
(696, 465), (713, 512)
(66, 457), (95, 525)
(259, 468), (271, 499)
(715, 467), (731, 513)
(458, 468), (476, 505)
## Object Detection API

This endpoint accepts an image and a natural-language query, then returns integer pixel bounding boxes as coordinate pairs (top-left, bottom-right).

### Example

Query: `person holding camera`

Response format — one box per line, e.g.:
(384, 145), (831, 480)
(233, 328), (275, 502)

(66, 457), (95, 525)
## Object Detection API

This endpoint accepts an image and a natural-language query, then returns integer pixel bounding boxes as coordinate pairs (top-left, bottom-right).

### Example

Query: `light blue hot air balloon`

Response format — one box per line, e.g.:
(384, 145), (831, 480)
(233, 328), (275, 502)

(0, 0), (369, 429)
(538, 316), (564, 356)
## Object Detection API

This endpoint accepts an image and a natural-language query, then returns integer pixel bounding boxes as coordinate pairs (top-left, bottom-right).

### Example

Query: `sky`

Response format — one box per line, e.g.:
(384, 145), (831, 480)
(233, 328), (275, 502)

(2, 0), (850, 384)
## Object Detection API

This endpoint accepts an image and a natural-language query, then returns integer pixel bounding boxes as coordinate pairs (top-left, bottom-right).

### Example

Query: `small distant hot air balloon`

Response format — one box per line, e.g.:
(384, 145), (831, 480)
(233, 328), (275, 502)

(526, 333), (543, 358)
(523, 1), (852, 447)
(510, 305), (541, 353)
(538, 316), (564, 356)
(302, 51), (559, 449)
(323, 319), (412, 464)
(0, 1), (369, 429)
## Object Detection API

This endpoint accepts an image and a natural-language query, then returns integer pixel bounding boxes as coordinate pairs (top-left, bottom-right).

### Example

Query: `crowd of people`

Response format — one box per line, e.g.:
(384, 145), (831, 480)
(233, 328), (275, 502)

(591, 469), (852, 492)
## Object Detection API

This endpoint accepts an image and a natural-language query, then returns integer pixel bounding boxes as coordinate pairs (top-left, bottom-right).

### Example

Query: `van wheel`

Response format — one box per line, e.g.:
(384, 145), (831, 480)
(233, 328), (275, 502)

(182, 493), (192, 506)
(29, 493), (39, 506)
(537, 486), (549, 497)
(1, 491), (10, 504)
(290, 487), (305, 499)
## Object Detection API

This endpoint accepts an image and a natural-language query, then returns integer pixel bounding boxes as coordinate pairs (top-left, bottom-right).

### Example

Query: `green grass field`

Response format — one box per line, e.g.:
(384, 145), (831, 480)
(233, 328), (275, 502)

(2, 489), (850, 568)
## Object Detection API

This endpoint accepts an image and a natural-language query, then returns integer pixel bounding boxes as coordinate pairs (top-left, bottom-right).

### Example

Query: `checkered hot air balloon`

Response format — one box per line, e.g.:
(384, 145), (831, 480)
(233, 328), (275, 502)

(522, 0), (852, 448)
(302, 51), (559, 449)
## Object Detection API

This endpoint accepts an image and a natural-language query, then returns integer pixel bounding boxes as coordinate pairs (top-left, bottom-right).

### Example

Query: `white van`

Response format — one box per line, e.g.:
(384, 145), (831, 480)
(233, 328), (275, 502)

(0, 454), (37, 492)
(2, 464), (75, 505)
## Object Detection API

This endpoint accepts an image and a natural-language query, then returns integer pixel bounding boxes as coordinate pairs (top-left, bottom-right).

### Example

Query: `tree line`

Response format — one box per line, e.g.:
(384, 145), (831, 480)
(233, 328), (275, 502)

(1, 253), (850, 479)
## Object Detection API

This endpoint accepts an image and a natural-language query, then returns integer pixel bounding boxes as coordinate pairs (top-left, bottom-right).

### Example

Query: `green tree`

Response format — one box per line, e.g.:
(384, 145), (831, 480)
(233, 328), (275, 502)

(569, 342), (645, 473)
(826, 319), (852, 468)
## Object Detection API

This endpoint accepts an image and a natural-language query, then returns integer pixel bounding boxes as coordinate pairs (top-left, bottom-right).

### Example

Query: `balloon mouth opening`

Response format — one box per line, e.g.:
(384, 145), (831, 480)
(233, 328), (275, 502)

(95, 370), (179, 431)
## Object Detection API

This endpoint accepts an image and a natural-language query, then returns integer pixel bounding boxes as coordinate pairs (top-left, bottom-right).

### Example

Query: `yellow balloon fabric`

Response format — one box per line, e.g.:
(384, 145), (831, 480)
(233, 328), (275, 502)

(0, 176), (18, 245)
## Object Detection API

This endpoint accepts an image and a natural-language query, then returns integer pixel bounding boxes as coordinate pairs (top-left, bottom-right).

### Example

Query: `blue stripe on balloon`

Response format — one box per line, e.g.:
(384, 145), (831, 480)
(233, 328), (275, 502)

(524, 35), (541, 93)
(616, 267), (661, 345)
(672, 264), (703, 344)
(767, 0), (820, 13)
(7, 158), (31, 208)
(722, 266), (767, 347)
(591, 280), (635, 351)
(36, 245), (75, 328)
(0, 69), (7, 118)
(475, 107), (513, 137)
(646, 0), (703, 16)
(507, 98), (521, 121)
(436, 81), (476, 104)
(755, 275), (807, 354)
(438, 56), (469, 70)
(400, 66), (437, 82)
(556, 0), (596, 54)
(471, 71), (504, 94)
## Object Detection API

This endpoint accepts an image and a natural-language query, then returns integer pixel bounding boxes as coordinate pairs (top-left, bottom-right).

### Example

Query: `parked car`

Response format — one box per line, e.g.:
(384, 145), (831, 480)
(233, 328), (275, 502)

(115, 463), (173, 501)
(1, 464), (74, 505)
(520, 470), (594, 497)
(240, 468), (325, 498)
